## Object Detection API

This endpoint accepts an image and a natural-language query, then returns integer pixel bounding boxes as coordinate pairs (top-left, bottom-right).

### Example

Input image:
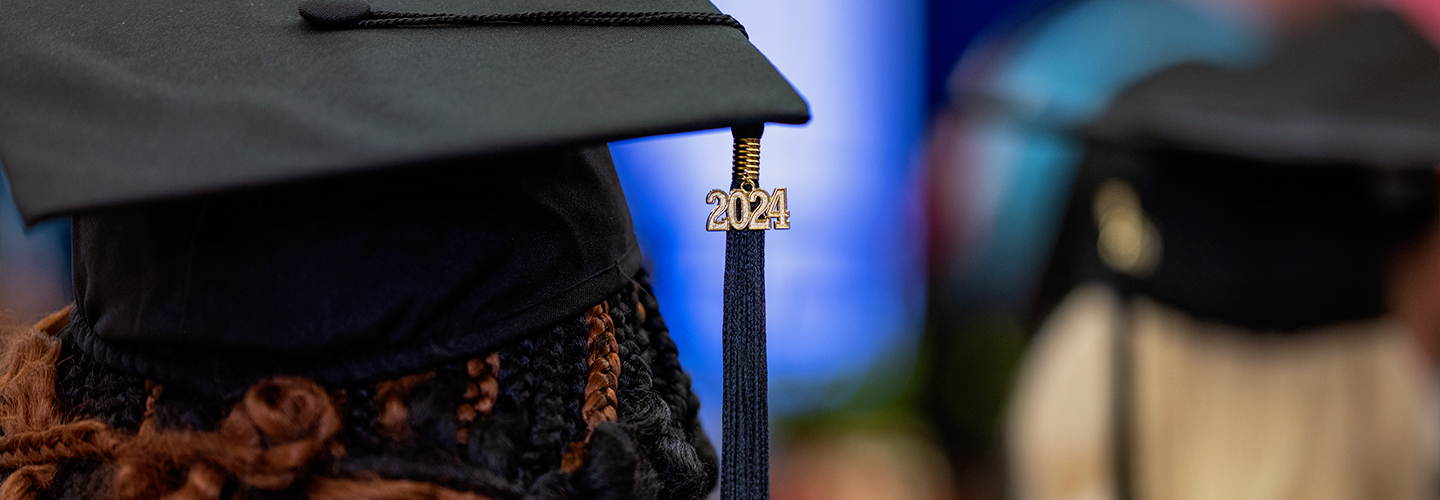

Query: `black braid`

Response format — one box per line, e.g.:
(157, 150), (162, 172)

(404, 361), (470, 456)
(49, 325), (144, 499)
(614, 295), (655, 419)
(637, 281), (718, 486)
(48, 459), (109, 500)
(151, 385), (228, 433)
(337, 384), (385, 456)
(516, 318), (589, 484)
(38, 274), (716, 499)
(640, 290), (688, 419)
(466, 333), (538, 487)
(561, 314), (593, 451)
(613, 295), (713, 500)
(54, 326), (145, 431)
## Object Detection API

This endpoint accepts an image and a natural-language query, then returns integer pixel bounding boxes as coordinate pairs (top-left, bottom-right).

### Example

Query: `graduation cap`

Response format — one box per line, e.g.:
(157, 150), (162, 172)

(1036, 7), (1440, 333)
(1032, 11), (1440, 500)
(0, 0), (806, 497)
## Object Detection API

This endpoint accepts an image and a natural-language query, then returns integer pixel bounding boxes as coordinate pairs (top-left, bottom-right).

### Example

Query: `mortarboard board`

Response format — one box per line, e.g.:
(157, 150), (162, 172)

(1088, 8), (1440, 168)
(0, 0), (807, 222)
(0, 0), (806, 498)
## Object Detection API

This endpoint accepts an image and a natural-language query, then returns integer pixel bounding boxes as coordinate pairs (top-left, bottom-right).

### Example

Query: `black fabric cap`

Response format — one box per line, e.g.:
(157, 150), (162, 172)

(1130, 148), (1429, 331)
(68, 146), (639, 394)
(1035, 9), (1440, 331)
(1039, 143), (1438, 333)
(0, 0), (809, 223)
(1087, 9), (1440, 168)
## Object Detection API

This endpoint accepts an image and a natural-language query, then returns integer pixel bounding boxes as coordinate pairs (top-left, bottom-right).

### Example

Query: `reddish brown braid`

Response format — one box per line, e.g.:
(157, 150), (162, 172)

(559, 303), (620, 472)
(456, 353), (501, 446)
(138, 380), (164, 437)
(0, 307), (69, 435)
(374, 370), (438, 440)
(0, 306), (84, 500)
(0, 309), (494, 500)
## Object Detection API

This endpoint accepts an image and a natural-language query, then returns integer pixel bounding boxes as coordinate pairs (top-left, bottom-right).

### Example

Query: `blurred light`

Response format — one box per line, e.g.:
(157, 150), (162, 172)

(0, 169), (70, 318)
(937, 0), (1268, 309)
(610, 0), (926, 435)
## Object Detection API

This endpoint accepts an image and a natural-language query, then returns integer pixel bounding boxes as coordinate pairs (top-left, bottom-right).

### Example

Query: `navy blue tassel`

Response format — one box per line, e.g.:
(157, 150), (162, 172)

(722, 124), (767, 500)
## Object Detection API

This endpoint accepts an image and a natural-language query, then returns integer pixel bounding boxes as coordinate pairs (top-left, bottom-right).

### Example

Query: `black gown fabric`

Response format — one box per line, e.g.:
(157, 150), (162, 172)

(67, 145), (641, 396)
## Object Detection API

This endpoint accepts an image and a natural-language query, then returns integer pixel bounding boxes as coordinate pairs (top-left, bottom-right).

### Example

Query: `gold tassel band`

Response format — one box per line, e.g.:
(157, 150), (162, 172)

(732, 137), (760, 190)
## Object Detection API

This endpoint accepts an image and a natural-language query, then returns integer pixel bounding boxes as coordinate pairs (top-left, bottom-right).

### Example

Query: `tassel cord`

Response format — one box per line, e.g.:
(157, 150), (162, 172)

(721, 129), (767, 500)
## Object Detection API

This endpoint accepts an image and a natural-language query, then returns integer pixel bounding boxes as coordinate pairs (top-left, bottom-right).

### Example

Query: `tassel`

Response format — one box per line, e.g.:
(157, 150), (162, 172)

(722, 123), (767, 500)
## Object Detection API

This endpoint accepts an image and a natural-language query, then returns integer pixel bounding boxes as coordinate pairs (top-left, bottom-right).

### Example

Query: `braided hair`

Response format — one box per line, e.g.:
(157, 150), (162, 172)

(1, 273), (715, 500)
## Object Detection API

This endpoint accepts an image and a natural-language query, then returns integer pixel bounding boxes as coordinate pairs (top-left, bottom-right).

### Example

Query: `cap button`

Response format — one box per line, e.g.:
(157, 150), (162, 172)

(299, 0), (372, 29)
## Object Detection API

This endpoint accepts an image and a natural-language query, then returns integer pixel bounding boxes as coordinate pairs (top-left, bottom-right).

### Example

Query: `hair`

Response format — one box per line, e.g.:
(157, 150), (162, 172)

(1008, 284), (1438, 500)
(0, 272), (716, 500)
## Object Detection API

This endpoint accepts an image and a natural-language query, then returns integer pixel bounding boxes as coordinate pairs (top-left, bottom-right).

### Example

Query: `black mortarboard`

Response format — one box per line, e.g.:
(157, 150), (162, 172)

(0, 0), (806, 223)
(1039, 8), (1440, 332)
(1089, 8), (1440, 167)
(0, 1), (806, 497)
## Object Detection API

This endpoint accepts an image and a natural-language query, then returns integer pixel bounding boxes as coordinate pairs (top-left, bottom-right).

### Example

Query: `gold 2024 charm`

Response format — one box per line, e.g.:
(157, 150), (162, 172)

(705, 188), (790, 231)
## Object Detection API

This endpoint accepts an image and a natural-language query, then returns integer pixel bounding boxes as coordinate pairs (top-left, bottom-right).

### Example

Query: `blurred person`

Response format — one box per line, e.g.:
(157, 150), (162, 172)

(928, 0), (1267, 314)
(926, 0), (1440, 354)
(918, 0), (1440, 493)
(921, 0), (1267, 495)
(1008, 9), (1440, 500)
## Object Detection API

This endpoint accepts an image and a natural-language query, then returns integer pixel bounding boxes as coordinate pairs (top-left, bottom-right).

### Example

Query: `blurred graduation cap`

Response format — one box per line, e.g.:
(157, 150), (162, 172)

(1039, 8), (1440, 332)
(0, 0), (805, 497)
(1030, 12), (1440, 500)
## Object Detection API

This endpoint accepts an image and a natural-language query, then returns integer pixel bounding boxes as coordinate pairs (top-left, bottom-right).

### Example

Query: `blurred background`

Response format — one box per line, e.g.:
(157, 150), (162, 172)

(6, 0), (1440, 498)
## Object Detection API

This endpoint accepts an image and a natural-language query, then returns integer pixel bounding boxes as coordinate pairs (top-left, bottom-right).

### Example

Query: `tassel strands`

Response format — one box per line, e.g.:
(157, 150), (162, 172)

(722, 123), (768, 500)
